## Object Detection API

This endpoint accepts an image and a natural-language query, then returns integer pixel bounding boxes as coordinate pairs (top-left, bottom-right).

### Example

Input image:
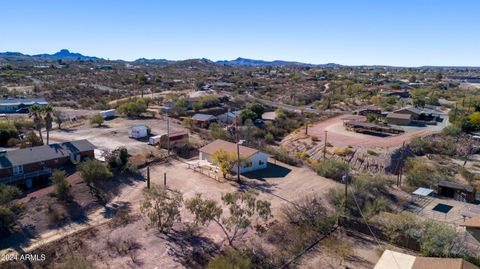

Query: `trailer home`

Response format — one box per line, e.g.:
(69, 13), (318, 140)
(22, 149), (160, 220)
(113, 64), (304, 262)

(129, 125), (148, 139)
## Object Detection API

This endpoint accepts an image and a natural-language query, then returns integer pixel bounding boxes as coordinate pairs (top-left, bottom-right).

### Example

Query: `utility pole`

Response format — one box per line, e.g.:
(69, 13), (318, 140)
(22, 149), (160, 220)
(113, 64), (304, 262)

(147, 166), (150, 189)
(343, 171), (348, 216)
(166, 112), (170, 156)
(453, 103), (458, 122)
(323, 130), (328, 159)
(236, 140), (245, 182)
(397, 141), (406, 187)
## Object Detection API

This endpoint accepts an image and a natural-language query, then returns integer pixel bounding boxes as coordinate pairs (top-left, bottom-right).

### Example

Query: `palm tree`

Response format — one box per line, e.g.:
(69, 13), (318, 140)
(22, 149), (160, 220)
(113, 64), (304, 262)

(44, 105), (53, 145)
(29, 105), (44, 145)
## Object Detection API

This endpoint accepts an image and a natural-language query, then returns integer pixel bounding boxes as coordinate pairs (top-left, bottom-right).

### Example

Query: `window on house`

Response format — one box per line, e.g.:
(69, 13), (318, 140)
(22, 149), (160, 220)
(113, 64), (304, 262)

(259, 160), (265, 166)
(244, 161), (252, 168)
(13, 165), (23, 175)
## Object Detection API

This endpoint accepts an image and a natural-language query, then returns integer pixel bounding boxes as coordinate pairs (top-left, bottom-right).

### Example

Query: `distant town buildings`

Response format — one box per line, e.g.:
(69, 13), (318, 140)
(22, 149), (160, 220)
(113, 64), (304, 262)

(0, 97), (48, 113)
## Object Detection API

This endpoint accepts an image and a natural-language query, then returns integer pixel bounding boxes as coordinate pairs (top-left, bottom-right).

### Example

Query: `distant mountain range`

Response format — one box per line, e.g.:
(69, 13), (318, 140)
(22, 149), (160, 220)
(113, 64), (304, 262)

(0, 49), (99, 60)
(1, 49), (479, 69)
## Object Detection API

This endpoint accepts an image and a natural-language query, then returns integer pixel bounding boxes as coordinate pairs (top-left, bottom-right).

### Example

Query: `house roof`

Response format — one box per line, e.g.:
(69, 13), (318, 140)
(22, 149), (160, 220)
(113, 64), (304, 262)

(262, 111), (277, 121)
(387, 113), (412, 120)
(0, 97), (48, 106)
(0, 140), (95, 169)
(192, 113), (216, 121)
(131, 125), (148, 130)
(199, 139), (259, 158)
(394, 107), (423, 115)
(438, 180), (474, 193)
(460, 215), (480, 229)
(374, 250), (480, 269)
(374, 250), (416, 269)
(412, 257), (479, 269)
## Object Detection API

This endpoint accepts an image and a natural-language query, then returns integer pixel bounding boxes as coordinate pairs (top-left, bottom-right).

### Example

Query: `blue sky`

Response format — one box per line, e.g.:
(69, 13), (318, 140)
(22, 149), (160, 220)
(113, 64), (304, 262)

(1, 0), (479, 66)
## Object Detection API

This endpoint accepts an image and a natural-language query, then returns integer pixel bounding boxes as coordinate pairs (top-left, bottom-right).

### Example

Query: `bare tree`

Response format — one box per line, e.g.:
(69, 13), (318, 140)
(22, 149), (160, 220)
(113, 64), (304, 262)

(456, 135), (480, 167)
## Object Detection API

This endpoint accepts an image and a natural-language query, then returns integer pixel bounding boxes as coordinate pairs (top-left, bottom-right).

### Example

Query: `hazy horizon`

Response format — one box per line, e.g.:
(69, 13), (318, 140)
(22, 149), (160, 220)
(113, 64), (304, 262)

(2, 0), (479, 66)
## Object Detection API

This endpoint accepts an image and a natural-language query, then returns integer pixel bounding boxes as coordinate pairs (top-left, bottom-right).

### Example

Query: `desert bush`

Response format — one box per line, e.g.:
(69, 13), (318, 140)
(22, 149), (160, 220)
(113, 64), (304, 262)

(89, 114), (104, 127)
(313, 158), (348, 180)
(332, 146), (353, 156)
(328, 173), (391, 219)
(0, 207), (15, 235)
(7, 137), (19, 147)
(52, 170), (70, 201)
(371, 212), (423, 242)
(409, 136), (456, 156)
(207, 248), (251, 269)
(140, 183), (183, 233)
(442, 125), (462, 137)
(282, 195), (336, 234)
(421, 220), (460, 257)
(0, 121), (19, 145)
(209, 123), (231, 140)
(78, 159), (113, 186)
(21, 131), (43, 147)
(405, 158), (438, 188)
(117, 98), (147, 118)
(263, 146), (302, 166)
(0, 184), (21, 206)
(106, 237), (141, 256)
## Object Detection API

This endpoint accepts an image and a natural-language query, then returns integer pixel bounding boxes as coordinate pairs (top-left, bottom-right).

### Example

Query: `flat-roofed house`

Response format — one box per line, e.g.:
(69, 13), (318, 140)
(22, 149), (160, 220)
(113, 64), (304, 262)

(192, 113), (217, 128)
(386, 112), (412, 125)
(198, 139), (268, 173)
(0, 139), (95, 188)
(393, 106), (423, 120)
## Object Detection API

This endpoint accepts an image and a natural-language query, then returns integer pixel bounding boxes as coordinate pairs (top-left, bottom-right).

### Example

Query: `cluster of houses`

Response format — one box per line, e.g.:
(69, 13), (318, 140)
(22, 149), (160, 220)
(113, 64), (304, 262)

(348, 105), (444, 136)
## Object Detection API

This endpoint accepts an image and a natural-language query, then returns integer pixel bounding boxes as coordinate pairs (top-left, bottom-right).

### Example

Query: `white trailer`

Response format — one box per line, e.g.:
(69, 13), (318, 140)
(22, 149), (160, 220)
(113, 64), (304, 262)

(129, 125), (148, 139)
(99, 109), (116, 119)
(148, 135), (162, 145)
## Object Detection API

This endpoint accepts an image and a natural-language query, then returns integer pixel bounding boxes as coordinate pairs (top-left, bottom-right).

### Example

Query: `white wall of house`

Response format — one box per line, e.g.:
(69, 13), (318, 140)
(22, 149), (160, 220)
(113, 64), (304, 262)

(199, 151), (268, 173)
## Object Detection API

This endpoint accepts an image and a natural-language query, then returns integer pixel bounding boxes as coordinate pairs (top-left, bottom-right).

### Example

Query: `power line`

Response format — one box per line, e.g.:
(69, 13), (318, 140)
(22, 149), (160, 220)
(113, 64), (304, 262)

(350, 188), (403, 269)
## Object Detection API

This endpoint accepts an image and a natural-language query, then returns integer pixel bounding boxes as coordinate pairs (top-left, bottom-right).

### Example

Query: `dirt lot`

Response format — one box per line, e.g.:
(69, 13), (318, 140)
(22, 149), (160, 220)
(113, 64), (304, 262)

(1, 159), (348, 268)
(305, 114), (448, 149)
(48, 116), (187, 155)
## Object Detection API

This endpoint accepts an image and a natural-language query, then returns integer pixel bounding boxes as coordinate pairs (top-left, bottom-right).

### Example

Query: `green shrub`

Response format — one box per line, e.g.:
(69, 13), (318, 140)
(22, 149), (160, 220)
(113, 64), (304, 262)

(117, 98), (147, 118)
(78, 160), (113, 186)
(0, 207), (15, 235)
(421, 221), (458, 257)
(313, 158), (347, 180)
(90, 114), (104, 127)
(0, 184), (21, 206)
(263, 146), (302, 166)
(52, 170), (70, 201)
(405, 158), (437, 188)
(0, 121), (19, 146)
